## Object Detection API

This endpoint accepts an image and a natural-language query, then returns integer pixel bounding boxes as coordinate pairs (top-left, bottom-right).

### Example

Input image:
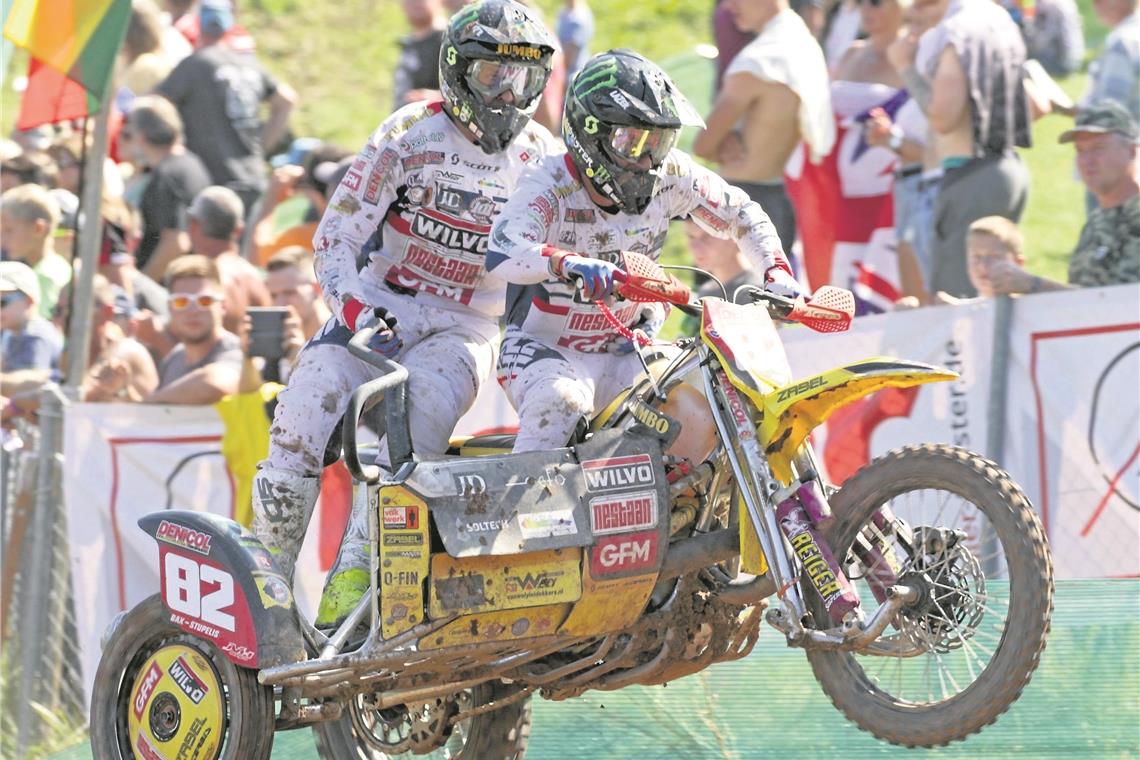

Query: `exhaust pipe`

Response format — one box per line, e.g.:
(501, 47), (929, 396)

(659, 529), (777, 604)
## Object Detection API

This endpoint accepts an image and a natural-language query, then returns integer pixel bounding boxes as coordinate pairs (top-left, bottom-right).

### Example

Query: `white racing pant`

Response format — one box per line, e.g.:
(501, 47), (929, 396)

(498, 328), (667, 453)
(253, 288), (499, 579)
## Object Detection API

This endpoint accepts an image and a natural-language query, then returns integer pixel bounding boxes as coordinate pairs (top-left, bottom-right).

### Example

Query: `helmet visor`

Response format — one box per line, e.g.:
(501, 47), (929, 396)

(609, 126), (678, 168)
(467, 60), (547, 107)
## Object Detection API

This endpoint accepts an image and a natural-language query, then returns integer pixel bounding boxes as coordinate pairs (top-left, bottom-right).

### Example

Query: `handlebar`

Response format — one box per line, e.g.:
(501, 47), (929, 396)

(343, 327), (411, 484)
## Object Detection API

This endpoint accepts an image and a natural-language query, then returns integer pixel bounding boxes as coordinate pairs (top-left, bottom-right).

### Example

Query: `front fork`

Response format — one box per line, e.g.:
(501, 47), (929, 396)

(704, 369), (912, 648)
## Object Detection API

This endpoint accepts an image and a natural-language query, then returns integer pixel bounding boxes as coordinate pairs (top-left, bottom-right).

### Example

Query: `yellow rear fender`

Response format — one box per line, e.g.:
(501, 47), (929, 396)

(759, 358), (957, 482)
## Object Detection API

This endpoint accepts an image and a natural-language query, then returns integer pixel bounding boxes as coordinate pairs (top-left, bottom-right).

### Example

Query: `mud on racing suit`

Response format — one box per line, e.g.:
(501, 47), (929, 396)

(254, 100), (556, 582)
(485, 151), (791, 452)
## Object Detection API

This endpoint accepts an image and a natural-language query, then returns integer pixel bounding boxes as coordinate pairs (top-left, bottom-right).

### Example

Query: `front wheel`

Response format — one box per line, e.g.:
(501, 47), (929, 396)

(312, 681), (531, 760)
(90, 594), (275, 759)
(806, 445), (1053, 748)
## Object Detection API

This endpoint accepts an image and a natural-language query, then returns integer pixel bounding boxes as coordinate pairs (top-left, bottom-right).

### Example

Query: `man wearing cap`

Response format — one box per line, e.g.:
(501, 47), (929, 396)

(157, 0), (297, 219)
(984, 101), (1139, 294)
(1, 261), (62, 397)
(187, 186), (271, 334)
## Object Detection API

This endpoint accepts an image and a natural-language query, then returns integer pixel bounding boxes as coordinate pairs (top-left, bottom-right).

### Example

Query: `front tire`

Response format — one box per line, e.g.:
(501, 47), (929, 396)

(313, 681), (531, 760)
(90, 594), (275, 758)
(806, 445), (1053, 747)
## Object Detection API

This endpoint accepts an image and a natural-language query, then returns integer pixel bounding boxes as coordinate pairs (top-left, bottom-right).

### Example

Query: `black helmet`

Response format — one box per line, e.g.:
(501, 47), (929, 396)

(563, 49), (705, 214)
(439, 0), (556, 154)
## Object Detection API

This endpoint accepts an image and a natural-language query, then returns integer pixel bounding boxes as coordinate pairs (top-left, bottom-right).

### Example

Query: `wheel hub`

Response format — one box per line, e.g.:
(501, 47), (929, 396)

(127, 643), (226, 759)
(897, 527), (987, 653)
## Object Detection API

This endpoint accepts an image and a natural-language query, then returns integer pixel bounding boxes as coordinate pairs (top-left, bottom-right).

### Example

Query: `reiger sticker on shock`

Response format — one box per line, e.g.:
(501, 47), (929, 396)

(158, 546), (258, 666)
(581, 453), (655, 493)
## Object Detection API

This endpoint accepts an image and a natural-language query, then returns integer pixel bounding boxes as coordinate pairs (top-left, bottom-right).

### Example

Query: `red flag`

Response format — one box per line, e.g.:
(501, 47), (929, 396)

(16, 57), (96, 130)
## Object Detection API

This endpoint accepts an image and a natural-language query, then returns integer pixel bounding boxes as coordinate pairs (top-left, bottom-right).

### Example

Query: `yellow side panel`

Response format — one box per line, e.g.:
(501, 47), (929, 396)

(558, 560), (657, 636)
(418, 603), (572, 650)
(378, 486), (430, 640)
(738, 494), (770, 576)
(429, 549), (582, 619)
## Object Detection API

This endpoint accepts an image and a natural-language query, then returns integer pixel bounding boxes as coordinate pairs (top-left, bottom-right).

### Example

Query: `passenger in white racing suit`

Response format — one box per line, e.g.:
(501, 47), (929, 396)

(486, 49), (807, 453)
(252, 0), (559, 624)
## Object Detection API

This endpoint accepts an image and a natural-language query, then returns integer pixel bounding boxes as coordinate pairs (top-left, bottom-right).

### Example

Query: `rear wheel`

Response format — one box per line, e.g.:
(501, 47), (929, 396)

(806, 445), (1053, 747)
(313, 681), (531, 760)
(90, 594), (275, 758)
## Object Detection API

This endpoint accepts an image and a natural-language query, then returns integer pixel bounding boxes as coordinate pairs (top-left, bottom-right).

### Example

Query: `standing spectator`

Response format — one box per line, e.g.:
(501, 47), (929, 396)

(120, 95), (211, 279)
(76, 276), (160, 402)
(98, 199), (171, 319)
(265, 247), (331, 342)
(117, 0), (174, 114)
(165, 0), (255, 54)
(0, 262), (61, 392)
(832, 0), (907, 87)
(983, 102), (1140, 293)
(186, 186), (271, 334)
(686, 218), (766, 300)
(713, 0), (756, 94)
(157, 0), (297, 218)
(557, 0), (594, 86)
(393, 0), (446, 109)
(1017, 0), (1085, 77)
(0, 152), (57, 193)
(46, 135), (83, 196)
(694, 0), (835, 256)
(1084, 0), (1139, 123)
(146, 255), (242, 404)
(0, 184), (70, 320)
(251, 143), (351, 266)
(890, 0), (1032, 298)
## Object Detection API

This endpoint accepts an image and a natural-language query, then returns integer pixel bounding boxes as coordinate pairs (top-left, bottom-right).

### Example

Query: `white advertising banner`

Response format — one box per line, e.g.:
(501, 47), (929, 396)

(1001, 284), (1140, 578)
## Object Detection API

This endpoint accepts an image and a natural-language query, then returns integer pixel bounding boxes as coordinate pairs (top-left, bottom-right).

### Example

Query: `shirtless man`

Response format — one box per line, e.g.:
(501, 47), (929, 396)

(888, 0), (1031, 297)
(185, 185), (271, 334)
(693, 0), (834, 254)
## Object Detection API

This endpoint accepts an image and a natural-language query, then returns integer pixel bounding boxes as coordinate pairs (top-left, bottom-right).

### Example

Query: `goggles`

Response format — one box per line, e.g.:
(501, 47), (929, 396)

(1, 292), (27, 308)
(466, 59), (547, 106)
(608, 126), (679, 168)
(170, 292), (222, 311)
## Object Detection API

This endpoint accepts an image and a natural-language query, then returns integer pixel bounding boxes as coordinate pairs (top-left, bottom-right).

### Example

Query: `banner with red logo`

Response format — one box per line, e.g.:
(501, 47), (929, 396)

(784, 81), (904, 313)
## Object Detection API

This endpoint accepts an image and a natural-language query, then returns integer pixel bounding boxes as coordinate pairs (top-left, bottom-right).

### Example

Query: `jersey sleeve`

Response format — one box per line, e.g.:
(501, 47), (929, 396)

(484, 166), (562, 284)
(312, 109), (420, 323)
(665, 152), (790, 275)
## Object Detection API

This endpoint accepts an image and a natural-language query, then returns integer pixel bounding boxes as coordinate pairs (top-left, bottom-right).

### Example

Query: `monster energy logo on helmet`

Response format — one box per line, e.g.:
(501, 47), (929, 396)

(574, 57), (619, 97)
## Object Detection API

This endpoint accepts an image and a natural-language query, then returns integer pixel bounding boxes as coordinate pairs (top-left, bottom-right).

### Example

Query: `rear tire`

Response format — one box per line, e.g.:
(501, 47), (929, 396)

(90, 594), (275, 758)
(806, 445), (1053, 747)
(313, 681), (531, 760)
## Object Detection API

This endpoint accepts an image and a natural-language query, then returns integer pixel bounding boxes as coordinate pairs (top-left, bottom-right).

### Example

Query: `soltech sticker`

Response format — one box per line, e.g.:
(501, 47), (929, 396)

(589, 491), (657, 535)
(590, 530), (659, 577)
(581, 454), (655, 492)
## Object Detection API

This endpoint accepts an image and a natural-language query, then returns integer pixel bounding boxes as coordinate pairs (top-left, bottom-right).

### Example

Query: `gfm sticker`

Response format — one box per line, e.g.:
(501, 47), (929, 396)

(590, 491), (657, 535)
(383, 506), (420, 530)
(590, 530), (659, 577)
(133, 662), (162, 719)
(581, 454), (655, 492)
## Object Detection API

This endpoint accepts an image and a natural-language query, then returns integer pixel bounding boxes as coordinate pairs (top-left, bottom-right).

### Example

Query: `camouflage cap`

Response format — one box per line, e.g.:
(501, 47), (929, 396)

(1059, 100), (1139, 143)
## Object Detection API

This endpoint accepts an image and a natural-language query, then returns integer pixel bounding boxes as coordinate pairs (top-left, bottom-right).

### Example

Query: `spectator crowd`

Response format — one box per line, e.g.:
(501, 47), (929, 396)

(1, 0), (1137, 425)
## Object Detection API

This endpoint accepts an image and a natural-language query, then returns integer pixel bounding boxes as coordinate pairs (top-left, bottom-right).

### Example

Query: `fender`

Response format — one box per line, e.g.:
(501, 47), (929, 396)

(757, 358), (958, 482)
(139, 510), (306, 669)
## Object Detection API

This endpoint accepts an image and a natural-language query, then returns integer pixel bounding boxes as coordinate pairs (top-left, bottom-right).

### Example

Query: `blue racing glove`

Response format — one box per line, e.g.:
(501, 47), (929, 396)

(343, 299), (403, 358)
(560, 255), (621, 301)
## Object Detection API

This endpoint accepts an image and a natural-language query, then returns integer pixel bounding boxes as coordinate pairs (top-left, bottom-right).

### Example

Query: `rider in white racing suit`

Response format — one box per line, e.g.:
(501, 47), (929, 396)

(252, 0), (558, 623)
(486, 49), (806, 452)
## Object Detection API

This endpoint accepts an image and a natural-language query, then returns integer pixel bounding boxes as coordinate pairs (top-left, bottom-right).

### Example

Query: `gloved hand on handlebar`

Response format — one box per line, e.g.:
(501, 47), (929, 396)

(342, 299), (403, 358)
(558, 254), (621, 301)
(763, 266), (809, 301)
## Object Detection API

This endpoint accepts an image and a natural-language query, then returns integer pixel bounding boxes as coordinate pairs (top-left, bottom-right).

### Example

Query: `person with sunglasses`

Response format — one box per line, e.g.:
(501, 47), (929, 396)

(252, 0), (560, 620)
(143, 255), (242, 404)
(485, 49), (805, 453)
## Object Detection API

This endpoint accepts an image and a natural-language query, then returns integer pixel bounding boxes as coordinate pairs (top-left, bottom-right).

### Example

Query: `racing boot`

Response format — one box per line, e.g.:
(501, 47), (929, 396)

(315, 482), (372, 629)
(251, 466), (321, 583)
